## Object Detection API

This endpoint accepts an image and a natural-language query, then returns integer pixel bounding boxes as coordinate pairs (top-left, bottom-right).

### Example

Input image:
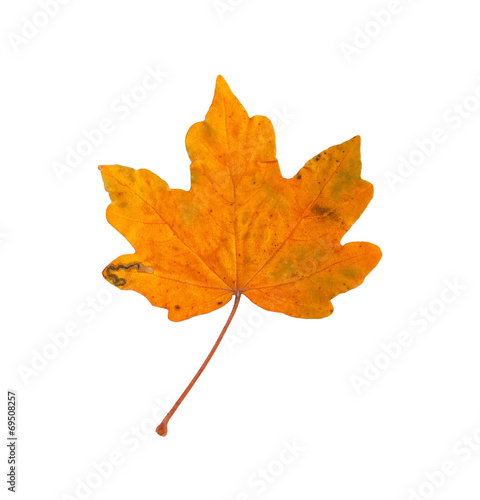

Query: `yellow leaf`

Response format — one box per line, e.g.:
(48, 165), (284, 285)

(100, 76), (381, 321)
(99, 76), (382, 436)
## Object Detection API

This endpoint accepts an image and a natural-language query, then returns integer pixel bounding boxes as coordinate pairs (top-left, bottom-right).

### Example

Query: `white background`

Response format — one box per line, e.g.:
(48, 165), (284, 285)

(2, 1), (480, 499)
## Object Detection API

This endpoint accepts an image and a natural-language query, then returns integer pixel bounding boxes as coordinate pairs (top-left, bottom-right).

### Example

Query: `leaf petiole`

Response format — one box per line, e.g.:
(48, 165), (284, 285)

(156, 291), (241, 436)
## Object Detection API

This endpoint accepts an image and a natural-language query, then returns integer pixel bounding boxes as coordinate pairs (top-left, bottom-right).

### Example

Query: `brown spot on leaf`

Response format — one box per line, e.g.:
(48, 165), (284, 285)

(312, 205), (329, 216)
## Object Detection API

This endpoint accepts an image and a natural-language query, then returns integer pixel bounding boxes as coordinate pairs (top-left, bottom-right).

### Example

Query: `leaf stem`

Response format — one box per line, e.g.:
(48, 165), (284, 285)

(156, 291), (241, 436)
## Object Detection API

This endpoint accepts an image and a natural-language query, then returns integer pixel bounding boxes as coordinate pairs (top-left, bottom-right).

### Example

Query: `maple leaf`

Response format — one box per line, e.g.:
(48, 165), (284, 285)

(99, 76), (381, 436)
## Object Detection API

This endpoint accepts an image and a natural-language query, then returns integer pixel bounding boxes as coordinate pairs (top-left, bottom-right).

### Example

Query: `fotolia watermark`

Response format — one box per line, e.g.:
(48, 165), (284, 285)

(247, 439), (306, 495)
(385, 74), (480, 191)
(225, 438), (306, 499)
(404, 421), (480, 499)
(212, 0), (247, 20)
(350, 278), (466, 394)
(0, 231), (8, 246)
(223, 305), (274, 354)
(340, 0), (416, 63)
(51, 65), (168, 182)
(270, 106), (295, 134)
(61, 396), (172, 500)
(17, 285), (121, 386)
(7, 0), (72, 54)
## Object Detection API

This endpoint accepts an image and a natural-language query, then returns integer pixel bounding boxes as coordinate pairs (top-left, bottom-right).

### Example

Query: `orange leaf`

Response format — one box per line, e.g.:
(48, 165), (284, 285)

(100, 76), (381, 321)
(99, 76), (382, 436)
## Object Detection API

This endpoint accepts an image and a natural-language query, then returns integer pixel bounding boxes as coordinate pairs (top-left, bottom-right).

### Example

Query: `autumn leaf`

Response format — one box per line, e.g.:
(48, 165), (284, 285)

(99, 76), (381, 436)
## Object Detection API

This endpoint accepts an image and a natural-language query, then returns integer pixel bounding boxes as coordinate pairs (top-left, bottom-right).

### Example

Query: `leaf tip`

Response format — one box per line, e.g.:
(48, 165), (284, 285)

(98, 164), (113, 179)
(215, 74), (227, 86)
(349, 135), (361, 150)
(372, 243), (383, 262)
(213, 74), (235, 100)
